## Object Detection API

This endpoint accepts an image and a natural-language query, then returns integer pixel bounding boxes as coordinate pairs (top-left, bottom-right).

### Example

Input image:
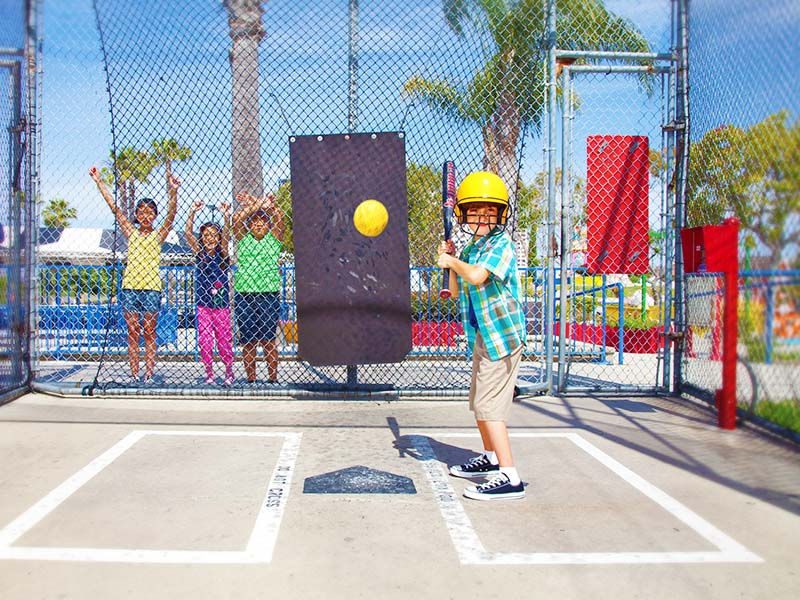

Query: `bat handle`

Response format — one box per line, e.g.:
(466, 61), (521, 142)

(440, 268), (452, 299)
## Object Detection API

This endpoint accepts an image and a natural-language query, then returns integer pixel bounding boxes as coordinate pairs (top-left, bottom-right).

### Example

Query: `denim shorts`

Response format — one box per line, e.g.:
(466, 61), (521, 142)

(235, 292), (279, 343)
(120, 289), (162, 315)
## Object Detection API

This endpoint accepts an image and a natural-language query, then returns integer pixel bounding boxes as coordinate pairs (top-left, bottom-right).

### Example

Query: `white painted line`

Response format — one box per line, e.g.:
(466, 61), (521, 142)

(0, 430), (302, 564)
(246, 432), (302, 560)
(456, 550), (762, 565)
(409, 436), (489, 564)
(410, 431), (763, 565)
(138, 430), (294, 438)
(0, 547), (263, 564)
(562, 432), (760, 563)
(0, 430), (148, 548)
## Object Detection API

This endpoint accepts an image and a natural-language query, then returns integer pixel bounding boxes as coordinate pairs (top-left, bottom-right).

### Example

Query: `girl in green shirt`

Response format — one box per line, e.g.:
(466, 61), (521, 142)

(232, 192), (285, 383)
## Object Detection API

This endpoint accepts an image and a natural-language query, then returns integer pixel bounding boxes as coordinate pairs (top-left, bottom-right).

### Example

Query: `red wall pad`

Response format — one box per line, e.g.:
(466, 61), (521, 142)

(586, 135), (650, 274)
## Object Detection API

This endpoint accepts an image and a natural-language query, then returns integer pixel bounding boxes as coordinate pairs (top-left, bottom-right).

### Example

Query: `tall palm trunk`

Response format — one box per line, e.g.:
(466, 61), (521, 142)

(225, 0), (265, 200)
(482, 93), (520, 195)
(482, 52), (521, 232)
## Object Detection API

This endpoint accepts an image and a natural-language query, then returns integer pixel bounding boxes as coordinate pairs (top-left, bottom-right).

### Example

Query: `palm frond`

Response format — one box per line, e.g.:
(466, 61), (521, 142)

(443, 0), (472, 35)
(556, 0), (650, 55)
(402, 75), (472, 122)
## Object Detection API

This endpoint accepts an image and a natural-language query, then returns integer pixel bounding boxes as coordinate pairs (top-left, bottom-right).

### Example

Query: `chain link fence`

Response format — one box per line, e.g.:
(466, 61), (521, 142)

(543, 0), (676, 394)
(553, 66), (674, 393)
(31, 0), (681, 397)
(0, 0), (34, 403)
(683, 0), (800, 431)
(35, 0), (544, 394)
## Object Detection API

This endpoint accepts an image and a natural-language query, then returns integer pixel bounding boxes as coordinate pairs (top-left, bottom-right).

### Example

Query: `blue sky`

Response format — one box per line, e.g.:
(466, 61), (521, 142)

(33, 0), (724, 235)
(689, 0), (800, 135)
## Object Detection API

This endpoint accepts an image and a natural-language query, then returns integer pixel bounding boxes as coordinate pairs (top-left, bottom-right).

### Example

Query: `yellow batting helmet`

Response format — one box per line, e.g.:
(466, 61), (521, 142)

(454, 171), (510, 225)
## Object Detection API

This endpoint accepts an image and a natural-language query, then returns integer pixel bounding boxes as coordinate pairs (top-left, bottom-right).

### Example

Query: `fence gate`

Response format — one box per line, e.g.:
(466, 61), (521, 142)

(544, 7), (680, 395)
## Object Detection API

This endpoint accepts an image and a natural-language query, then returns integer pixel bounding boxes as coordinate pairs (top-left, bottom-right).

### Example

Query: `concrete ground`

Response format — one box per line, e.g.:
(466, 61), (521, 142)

(0, 392), (798, 600)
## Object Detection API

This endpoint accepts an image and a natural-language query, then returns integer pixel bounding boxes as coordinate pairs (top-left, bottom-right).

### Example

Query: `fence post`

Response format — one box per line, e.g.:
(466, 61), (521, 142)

(765, 280), (774, 364)
(557, 66), (572, 391)
(544, 0), (557, 393)
(714, 220), (740, 430)
(617, 284), (624, 365)
(672, 0), (690, 394)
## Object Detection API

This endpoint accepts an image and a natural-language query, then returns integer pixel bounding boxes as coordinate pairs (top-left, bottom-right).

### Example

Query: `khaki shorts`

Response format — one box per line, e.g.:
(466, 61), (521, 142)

(468, 332), (523, 421)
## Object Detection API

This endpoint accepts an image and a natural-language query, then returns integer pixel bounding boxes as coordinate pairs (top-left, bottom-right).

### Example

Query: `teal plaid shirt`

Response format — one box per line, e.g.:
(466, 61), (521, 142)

(458, 230), (526, 360)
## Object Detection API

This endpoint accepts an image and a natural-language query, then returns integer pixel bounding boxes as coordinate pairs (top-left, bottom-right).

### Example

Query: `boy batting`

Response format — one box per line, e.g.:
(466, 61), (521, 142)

(437, 171), (526, 500)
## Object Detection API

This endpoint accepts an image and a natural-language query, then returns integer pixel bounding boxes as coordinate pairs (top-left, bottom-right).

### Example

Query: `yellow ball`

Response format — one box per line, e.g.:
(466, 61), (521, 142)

(353, 199), (389, 237)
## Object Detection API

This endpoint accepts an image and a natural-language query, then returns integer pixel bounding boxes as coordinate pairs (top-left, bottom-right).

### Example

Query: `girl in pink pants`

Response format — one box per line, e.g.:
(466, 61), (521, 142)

(186, 201), (235, 385)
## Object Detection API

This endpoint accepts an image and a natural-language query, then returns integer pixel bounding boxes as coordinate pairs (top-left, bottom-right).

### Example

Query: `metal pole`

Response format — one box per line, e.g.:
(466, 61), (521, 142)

(718, 219), (740, 429)
(544, 0), (557, 393)
(24, 0), (40, 388)
(2, 60), (22, 384)
(557, 67), (571, 391)
(555, 50), (675, 62)
(672, 0), (690, 393)
(347, 0), (359, 132)
(11, 60), (23, 384)
(568, 64), (671, 74)
(346, 0), (359, 383)
(765, 281), (775, 364)
(661, 66), (675, 390)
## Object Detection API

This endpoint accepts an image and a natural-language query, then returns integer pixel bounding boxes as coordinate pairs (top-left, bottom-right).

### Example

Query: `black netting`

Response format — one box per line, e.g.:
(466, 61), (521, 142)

(37, 0), (550, 394)
(34, 0), (683, 396)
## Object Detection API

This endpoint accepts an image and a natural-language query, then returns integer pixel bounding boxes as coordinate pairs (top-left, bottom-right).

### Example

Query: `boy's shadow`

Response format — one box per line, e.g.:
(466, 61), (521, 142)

(387, 416), (478, 466)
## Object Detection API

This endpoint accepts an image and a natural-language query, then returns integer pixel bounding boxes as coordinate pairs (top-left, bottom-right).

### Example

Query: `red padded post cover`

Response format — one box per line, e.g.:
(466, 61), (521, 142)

(586, 135), (650, 274)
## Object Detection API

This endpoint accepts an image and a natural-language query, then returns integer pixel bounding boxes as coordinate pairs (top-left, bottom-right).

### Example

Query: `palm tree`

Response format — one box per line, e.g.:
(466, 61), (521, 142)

(42, 198), (77, 229)
(151, 138), (192, 178)
(224, 0), (265, 200)
(104, 147), (158, 221)
(404, 0), (650, 206)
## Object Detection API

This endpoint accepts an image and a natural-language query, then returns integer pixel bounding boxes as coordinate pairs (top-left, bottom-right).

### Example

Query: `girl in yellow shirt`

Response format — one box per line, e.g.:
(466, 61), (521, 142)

(89, 165), (179, 383)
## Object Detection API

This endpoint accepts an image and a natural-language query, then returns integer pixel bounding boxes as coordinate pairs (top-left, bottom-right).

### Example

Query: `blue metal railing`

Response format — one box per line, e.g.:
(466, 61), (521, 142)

(564, 282), (625, 364)
(685, 269), (800, 365)
(35, 264), (628, 360)
(740, 269), (800, 364)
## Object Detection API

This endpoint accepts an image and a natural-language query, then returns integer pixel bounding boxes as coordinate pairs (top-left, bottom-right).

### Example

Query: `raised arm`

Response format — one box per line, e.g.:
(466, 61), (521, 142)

(232, 191), (258, 241)
(184, 200), (202, 254)
(159, 171), (180, 243)
(219, 201), (232, 257)
(89, 166), (133, 238)
(263, 194), (285, 242)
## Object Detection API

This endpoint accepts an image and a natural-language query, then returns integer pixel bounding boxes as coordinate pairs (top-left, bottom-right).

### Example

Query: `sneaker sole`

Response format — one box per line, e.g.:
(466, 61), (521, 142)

(463, 489), (526, 501)
(449, 468), (499, 479)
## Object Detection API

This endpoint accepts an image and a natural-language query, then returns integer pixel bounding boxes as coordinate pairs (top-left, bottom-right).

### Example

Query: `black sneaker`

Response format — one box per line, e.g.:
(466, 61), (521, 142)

(463, 473), (525, 501)
(449, 454), (500, 479)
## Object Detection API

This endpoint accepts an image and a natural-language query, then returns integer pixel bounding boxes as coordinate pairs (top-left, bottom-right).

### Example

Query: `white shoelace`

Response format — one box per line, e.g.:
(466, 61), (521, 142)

(477, 474), (509, 490)
(460, 455), (490, 470)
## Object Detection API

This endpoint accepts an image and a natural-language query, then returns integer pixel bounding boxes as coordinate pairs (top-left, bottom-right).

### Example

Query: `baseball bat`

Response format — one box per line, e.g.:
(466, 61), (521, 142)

(440, 161), (456, 299)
